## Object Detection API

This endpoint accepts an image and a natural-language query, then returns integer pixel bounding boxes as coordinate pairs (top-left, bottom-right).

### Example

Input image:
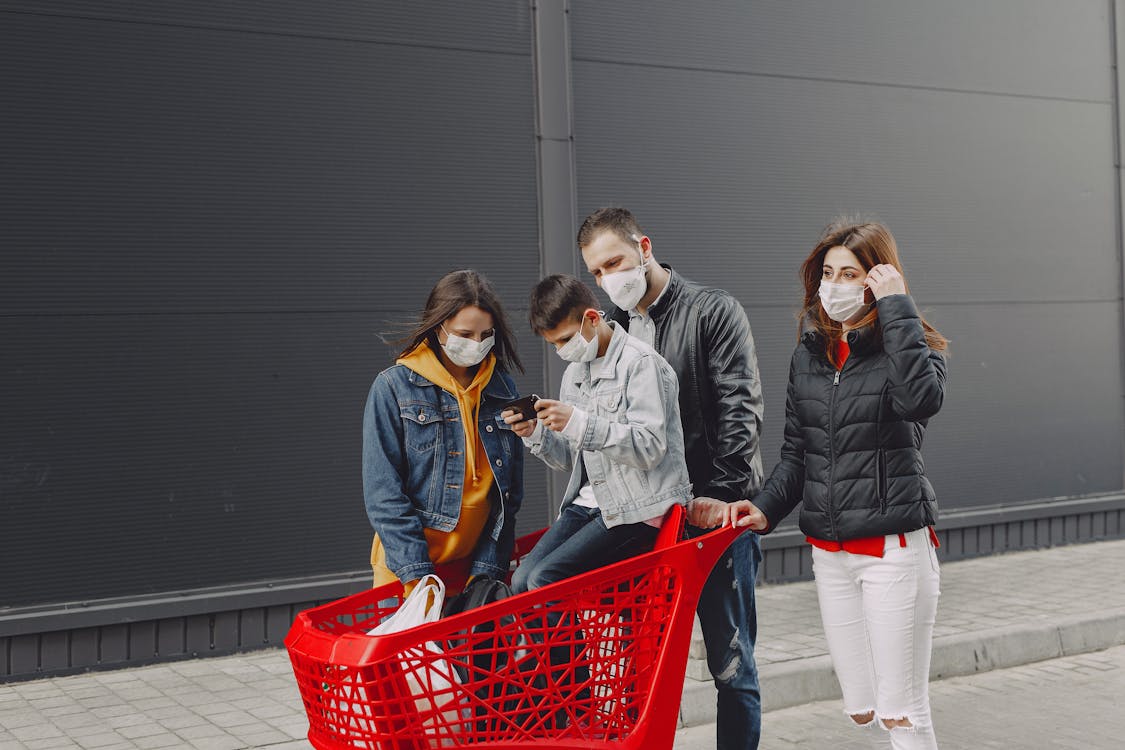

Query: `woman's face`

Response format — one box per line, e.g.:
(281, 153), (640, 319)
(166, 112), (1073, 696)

(822, 245), (867, 287)
(437, 305), (495, 344)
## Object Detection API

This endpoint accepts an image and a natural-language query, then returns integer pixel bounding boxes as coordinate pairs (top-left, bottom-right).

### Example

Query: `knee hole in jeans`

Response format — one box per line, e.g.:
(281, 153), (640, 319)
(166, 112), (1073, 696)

(880, 716), (914, 729)
(849, 711), (875, 726)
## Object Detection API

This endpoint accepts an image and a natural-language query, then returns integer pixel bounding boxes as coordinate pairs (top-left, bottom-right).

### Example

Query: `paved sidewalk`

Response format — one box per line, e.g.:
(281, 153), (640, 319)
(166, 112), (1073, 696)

(679, 536), (1125, 725)
(1, 538), (1124, 749)
(677, 643), (1125, 748)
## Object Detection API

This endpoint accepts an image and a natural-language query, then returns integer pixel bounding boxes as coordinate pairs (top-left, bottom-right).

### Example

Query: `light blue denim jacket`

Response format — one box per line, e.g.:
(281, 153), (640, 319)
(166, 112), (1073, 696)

(526, 323), (692, 526)
(362, 363), (523, 582)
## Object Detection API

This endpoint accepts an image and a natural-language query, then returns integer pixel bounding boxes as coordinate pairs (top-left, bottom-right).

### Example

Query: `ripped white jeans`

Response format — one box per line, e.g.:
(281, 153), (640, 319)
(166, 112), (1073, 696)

(812, 527), (941, 750)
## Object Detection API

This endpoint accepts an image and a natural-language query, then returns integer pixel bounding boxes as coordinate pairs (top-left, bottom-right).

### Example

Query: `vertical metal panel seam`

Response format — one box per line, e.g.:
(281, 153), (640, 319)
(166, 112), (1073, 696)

(1113, 0), (1125, 491)
(532, 0), (578, 518)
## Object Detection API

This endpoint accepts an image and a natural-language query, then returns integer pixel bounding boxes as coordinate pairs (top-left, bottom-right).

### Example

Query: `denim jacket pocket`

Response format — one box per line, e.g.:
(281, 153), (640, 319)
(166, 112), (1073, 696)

(400, 404), (442, 451)
(595, 387), (624, 416)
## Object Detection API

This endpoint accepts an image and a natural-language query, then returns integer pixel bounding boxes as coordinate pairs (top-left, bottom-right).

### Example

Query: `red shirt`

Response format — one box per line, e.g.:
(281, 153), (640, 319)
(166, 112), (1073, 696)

(805, 338), (940, 557)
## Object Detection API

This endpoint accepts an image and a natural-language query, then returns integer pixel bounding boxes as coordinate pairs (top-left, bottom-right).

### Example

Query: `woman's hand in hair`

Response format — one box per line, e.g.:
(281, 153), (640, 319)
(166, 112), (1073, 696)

(864, 264), (907, 300)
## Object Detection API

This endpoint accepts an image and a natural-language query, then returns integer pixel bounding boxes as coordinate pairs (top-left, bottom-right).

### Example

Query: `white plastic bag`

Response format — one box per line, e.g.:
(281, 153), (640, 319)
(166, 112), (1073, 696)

(367, 575), (464, 747)
(369, 574), (446, 635)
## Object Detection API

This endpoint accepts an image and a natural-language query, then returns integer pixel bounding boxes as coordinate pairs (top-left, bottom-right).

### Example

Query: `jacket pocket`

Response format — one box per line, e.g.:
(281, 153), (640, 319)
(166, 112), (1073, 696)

(595, 387), (624, 416)
(400, 404), (442, 451)
(876, 448), (888, 513)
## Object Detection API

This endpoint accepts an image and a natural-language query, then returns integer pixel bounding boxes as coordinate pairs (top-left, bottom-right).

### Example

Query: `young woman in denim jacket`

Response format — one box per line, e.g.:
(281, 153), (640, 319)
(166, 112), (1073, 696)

(697, 220), (949, 749)
(363, 269), (524, 594)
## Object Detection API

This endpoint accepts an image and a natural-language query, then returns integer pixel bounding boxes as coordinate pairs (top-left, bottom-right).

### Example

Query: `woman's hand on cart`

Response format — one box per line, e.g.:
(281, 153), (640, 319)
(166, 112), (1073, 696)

(687, 497), (769, 531)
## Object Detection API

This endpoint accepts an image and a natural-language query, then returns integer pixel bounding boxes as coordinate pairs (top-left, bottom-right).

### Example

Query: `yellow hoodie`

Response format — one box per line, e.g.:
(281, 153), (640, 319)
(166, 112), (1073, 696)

(370, 340), (499, 593)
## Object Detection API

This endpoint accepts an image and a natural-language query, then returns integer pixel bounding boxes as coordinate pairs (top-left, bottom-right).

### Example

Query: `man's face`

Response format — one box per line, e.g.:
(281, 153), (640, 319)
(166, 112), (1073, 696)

(580, 230), (648, 288)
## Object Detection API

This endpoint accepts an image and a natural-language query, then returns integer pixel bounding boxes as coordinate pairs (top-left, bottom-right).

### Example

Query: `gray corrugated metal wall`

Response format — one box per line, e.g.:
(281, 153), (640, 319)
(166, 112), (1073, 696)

(0, 1), (549, 610)
(2, 0), (1123, 679)
(569, 0), (1123, 513)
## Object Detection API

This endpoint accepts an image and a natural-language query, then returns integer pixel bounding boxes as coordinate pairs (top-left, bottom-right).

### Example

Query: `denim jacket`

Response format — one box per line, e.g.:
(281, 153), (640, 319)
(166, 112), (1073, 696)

(526, 323), (692, 527)
(362, 364), (524, 582)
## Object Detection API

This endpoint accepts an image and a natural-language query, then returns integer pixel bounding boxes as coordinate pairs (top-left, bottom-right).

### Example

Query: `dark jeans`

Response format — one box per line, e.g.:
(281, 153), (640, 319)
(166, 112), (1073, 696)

(512, 503), (659, 593)
(691, 526), (762, 750)
(509, 504), (657, 728)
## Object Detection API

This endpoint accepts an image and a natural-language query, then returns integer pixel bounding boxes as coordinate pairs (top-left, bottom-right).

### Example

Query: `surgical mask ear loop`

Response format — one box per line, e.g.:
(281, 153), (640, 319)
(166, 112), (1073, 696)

(630, 234), (649, 271)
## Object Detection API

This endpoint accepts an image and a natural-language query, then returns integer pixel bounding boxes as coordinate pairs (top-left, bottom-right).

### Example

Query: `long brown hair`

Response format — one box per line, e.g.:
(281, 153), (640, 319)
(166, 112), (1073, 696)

(398, 269), (524, 373)
(800, 219), (948, 365)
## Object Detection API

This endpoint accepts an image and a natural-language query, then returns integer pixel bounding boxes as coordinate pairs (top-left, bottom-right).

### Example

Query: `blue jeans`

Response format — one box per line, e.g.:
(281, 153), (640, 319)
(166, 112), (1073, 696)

(509, 504), (657, 727)
(512, 504), (658, 593)
(691, 527), (762, 750)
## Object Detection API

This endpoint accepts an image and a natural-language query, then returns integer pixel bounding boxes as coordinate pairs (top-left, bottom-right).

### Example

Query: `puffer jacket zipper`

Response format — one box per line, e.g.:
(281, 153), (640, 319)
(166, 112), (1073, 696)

(827, 366), (841, 540)
(876, 449), (887, 513)
(876, 385), (887, 513)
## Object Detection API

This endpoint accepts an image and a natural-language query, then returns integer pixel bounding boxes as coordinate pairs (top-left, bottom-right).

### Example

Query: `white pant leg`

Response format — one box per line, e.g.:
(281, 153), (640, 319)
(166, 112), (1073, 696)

(860, 528), (941, 749)
(812, 529), (941, 750)
(812, 545), (879, 718)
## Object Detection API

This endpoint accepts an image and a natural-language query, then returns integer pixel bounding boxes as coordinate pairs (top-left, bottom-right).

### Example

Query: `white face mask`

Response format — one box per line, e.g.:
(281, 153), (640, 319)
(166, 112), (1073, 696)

(556, 313), (601, 363)
(818, 281), (868, 323)
(440, 324), (494, 367)
(601, 241), (649, 311)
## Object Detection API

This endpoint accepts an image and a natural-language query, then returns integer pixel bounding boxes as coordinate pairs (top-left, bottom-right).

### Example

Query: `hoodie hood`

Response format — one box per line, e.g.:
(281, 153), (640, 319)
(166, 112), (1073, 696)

(397, 340), (496, 483)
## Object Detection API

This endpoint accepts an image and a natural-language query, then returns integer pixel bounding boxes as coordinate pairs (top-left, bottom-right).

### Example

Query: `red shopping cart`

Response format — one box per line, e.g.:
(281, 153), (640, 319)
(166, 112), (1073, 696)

(285, 508), (744, 749)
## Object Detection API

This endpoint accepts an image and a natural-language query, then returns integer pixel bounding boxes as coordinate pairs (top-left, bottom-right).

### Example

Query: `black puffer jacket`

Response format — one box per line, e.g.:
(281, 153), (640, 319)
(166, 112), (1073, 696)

(753, 294), (946, 541)
(610, 268), (765, 501)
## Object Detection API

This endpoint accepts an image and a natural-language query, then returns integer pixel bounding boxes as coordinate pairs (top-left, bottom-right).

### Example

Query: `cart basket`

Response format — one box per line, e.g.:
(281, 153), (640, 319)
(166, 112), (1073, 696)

(285, 515), (745, 750)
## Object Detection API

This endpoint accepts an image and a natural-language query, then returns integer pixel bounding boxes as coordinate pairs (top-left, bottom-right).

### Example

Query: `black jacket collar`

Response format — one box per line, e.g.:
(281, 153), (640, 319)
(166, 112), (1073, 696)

(800, 312), (881, 359)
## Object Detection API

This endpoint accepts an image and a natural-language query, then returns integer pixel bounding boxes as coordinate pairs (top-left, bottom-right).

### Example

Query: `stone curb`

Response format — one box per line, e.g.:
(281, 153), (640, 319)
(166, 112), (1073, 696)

(677, 607), (1125, 728)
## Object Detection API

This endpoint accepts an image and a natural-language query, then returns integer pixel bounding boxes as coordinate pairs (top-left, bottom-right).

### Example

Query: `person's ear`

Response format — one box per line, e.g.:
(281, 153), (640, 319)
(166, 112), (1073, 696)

(638, 235), (652, 258)
(585, 308), (600, 323)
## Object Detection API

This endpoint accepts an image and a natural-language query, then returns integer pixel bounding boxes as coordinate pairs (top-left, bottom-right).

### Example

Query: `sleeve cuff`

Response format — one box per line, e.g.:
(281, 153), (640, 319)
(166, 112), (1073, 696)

(522, 420), (544, 450)
(875, 293), (917, 323)
(561, 406), (589, 444)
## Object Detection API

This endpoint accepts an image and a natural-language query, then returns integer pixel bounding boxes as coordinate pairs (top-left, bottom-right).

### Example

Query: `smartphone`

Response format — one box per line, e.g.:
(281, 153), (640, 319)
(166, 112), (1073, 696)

(500, 394), (540, 422)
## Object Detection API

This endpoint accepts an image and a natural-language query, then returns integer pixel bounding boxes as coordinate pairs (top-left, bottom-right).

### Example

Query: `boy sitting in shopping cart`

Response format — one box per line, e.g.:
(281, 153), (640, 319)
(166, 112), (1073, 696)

(503, 274), (693, 592)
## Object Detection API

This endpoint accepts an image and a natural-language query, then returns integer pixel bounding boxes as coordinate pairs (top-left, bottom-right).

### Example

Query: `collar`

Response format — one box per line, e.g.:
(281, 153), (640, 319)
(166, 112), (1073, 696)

(800, 312), (881, 358)
(403, 360), (516, 400)
(629, 266), (674, 319)
(567, 322), (629, 386)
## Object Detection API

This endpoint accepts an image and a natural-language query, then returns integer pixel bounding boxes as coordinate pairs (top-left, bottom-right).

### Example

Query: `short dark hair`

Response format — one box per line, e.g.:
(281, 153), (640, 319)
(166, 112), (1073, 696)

(577, 206), (644, 249)
(528, 274), (599, 335)
(398, 269), (524, 373)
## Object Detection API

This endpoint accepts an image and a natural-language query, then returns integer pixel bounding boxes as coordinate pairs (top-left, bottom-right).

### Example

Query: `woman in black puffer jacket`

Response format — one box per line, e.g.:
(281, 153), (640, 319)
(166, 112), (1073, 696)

(699, 219), (948, 749)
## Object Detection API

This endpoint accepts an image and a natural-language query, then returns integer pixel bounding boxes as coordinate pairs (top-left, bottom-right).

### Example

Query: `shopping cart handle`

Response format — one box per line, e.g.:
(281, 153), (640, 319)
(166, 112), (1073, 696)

(653, 503), (686, 550)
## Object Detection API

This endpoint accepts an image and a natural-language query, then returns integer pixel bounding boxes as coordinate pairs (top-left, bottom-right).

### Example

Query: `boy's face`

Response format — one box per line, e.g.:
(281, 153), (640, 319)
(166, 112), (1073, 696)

(540, 308), (598, 352)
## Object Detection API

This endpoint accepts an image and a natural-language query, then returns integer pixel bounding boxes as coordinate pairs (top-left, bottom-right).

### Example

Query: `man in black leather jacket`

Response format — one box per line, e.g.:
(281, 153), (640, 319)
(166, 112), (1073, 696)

(579, 207), (765, 750)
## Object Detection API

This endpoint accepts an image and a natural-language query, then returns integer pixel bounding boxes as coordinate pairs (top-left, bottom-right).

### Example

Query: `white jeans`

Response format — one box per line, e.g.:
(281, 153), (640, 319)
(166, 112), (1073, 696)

(812, 527), (941, 750)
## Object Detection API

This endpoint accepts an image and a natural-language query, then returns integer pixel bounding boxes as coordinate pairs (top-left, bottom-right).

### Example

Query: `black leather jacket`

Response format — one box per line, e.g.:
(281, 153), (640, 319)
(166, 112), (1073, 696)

(611, 268), (764, 501)
(752, 294), (946, 540)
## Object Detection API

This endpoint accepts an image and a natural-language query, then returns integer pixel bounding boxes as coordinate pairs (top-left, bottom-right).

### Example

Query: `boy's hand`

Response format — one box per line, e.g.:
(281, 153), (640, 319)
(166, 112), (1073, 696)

(502, 408), (537, 438)
(534, 398), (573, 432)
